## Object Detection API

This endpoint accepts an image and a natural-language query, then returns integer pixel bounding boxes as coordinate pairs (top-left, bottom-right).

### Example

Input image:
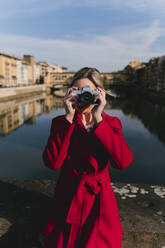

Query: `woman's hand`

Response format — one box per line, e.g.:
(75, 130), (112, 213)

(92, 87), (107, 125)
(63, 87), (79, 123)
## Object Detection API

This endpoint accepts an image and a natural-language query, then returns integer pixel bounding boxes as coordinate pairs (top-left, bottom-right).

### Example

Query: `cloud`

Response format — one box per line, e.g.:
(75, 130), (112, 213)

(123, 0), (165, 13)
(1, 0), (165, 20)
(81, 0), (165, 14)
(0, 0), (75, 20)
(0, 21), (164, 72)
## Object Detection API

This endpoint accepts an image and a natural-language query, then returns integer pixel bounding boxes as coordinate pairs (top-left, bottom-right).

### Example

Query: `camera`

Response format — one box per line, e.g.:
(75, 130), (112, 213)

(71, 85), (100, 108)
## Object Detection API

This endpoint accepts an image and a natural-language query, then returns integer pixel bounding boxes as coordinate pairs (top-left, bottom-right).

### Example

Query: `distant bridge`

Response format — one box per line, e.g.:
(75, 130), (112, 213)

(48, 72), (116, 86)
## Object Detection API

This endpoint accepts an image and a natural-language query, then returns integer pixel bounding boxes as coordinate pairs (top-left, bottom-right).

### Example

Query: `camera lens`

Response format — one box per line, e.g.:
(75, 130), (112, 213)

(79, 92), (93, 105)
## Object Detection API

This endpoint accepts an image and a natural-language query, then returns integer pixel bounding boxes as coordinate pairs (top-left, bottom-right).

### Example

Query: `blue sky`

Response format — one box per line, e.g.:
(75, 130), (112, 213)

(0, 0), (165, 72)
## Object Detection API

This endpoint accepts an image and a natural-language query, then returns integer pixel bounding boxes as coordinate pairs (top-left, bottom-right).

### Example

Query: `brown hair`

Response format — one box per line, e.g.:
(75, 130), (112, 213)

(70, 67), (114, 96)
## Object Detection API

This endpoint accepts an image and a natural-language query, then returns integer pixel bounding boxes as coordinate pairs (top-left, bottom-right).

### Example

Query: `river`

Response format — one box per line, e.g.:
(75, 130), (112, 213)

(0, 89), (165, 185)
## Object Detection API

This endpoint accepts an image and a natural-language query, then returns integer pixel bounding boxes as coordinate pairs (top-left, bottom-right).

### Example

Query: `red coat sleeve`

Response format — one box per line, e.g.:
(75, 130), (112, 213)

(42, 116), (75, 170)
(93, 116), (133, 170)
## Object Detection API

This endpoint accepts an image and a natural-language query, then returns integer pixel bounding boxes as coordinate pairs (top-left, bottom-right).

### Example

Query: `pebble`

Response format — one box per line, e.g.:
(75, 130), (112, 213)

(112, 184), (139, 199)
(127, 194), (137, 198)
(130, 186), (139, 193)
(121, 196), (126, 199)
(156, 211), (162, 215)
(140, 188), (149, 194)
(154, 187), (165, 198)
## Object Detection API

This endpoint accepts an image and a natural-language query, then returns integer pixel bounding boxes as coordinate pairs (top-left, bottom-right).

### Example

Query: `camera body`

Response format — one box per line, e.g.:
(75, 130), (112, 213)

(71, 85), (100, 108)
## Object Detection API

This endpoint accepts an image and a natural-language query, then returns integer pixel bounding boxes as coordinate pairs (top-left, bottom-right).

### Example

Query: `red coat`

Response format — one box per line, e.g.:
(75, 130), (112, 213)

(42, 110), (133, 248)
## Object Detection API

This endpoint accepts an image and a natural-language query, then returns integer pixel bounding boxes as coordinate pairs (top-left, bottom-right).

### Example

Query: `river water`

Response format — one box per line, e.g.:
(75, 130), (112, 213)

(0, 90), (165, 185)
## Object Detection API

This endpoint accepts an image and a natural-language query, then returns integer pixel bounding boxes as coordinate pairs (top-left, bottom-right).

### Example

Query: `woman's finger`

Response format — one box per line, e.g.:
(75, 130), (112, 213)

(65, 86), (78, 96)
(64, 95), (78, 103)
(94, 95), (101, 102)
(97, 87), (105, 95)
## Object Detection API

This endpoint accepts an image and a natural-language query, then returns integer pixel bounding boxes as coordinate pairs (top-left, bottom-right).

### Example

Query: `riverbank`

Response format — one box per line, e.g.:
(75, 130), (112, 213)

(0, 85), (49, 102)
(0, 179), (164, 248)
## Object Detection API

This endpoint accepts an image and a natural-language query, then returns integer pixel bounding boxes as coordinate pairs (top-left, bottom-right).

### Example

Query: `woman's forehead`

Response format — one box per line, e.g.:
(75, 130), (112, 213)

(73, 78), (96, 89)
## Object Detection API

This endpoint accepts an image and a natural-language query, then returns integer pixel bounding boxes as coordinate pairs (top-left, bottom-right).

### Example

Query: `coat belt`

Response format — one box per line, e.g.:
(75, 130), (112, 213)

(66, 166), (110, 226)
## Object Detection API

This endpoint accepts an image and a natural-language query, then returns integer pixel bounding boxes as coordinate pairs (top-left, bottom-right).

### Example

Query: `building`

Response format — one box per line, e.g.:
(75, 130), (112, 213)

(36, 61), (68, 85)
(17, 59), (29, 85)
(157, 56), (165, 91)
(0, 52), (20, 87)
(23, 55), (36, 84)
(135, 56), (165, 92)
(0, 51), (68, 87)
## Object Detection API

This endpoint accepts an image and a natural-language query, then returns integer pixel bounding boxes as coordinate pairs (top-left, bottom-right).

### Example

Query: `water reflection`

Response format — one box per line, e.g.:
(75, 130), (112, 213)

(107, 90), (165, 146)
(0, 93), (63, 136)
(0, 89), (165, 185)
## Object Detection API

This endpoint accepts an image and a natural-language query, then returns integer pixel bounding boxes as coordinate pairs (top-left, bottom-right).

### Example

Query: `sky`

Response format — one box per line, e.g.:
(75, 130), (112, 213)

(0, 0), (165, 72)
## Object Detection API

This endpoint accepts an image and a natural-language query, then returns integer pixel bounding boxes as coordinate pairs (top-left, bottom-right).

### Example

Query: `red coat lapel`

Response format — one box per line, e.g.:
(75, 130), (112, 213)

(73, 109), (107, 129)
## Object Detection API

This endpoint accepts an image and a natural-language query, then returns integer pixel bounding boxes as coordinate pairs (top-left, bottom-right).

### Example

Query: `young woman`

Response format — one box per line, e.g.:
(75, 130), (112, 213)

(42, 67), (133, 248)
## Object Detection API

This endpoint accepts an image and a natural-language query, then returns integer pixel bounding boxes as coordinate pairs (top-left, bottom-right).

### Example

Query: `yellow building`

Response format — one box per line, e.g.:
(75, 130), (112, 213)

(0, 52), (69, 87)
(0, 52), (19, 87)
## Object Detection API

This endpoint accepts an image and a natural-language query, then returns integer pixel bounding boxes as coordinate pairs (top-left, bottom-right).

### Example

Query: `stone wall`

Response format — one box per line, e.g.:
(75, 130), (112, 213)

(0, 85), (48, 101)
